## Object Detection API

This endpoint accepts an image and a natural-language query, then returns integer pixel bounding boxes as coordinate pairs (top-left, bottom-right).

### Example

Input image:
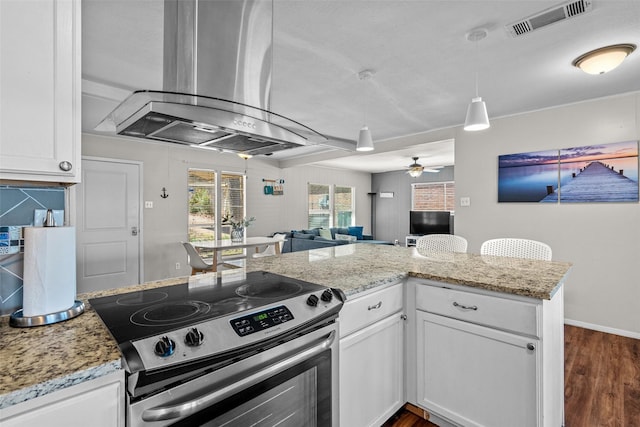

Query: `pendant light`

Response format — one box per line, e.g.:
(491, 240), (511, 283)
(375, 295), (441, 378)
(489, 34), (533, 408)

(464, 29), (490, 132)
(572, 44), (636, 75)
(356, 70), (375, 151)
(238, 153), (252, 175)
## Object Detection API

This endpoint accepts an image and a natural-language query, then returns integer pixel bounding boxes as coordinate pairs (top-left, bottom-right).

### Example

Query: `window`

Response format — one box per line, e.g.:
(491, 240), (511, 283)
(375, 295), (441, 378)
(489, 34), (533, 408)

(188, 169), (216, 241)
(308, 184), (355, 228)
(188, 169), (246, 243)
(308, 184), (330, 228)
(334, 185), (354, 227)
(220, 173), (245, 224)
(412, 182), (455, 211)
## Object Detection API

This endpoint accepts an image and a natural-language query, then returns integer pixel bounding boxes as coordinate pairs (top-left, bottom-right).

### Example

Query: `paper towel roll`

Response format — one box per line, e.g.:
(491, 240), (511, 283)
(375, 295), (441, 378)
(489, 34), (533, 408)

(23, 227), (76, 317)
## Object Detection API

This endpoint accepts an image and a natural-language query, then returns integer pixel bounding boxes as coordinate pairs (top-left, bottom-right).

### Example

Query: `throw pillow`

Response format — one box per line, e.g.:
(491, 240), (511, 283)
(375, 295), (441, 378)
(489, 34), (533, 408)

(348, 226), (364, 240)
(293, 232), (314, 240)
(335, 233), (357, 242)
(336, 227), (349, 236)
(319, 228), (333, 240)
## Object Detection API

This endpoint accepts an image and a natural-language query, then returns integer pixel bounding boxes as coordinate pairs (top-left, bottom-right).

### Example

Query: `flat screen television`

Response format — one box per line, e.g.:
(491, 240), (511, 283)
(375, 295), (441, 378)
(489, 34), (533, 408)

(410, 211), (451, 235)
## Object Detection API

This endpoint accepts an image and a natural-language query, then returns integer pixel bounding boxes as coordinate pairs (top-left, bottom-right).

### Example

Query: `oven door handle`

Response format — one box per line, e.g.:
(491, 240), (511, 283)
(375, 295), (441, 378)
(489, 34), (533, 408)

(141, 330), (336, 422)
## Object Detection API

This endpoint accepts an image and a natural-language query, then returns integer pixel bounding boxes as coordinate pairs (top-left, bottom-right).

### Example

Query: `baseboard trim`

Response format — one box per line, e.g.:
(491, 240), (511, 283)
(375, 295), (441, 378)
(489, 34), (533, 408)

(565, 318), (640, 340)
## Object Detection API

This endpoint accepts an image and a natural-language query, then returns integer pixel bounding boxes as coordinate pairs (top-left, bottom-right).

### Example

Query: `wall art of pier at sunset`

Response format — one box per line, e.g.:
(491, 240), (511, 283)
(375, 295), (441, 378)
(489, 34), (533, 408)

(498, 140), (639, 203)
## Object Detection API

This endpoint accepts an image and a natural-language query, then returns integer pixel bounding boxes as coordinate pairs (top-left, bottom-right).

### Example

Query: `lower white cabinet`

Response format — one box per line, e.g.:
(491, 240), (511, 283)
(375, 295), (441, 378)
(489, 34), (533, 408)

(408, 279), (564, 427)
(1, 370), (124, 427)
(416, 311), (538, 426)
(339, 282), (405, 427)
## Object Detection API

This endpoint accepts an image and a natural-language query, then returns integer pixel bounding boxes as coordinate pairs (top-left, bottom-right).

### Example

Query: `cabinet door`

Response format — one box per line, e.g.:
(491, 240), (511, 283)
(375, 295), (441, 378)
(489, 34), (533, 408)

(0, 0), (80, 183)
(416, 311), (539, 427)
(340, 313), (404, 427)
(1, 372), (124, 427)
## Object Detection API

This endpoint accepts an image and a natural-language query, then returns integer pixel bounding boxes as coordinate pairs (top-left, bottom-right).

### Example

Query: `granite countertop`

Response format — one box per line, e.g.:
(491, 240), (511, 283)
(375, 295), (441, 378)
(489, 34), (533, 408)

(244, 244), (572, 300)
(0, 278), (186, 409)
(0, 244), (571, 409)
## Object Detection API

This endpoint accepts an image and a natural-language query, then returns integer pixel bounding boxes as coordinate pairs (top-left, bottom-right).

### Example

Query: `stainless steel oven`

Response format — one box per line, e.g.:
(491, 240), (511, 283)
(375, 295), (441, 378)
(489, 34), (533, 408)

(89, 271), (344, 427)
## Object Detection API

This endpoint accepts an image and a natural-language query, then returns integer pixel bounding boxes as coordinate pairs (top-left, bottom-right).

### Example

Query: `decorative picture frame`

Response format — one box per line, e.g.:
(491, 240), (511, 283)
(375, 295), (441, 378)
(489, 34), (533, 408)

(498, 140), (638, 203)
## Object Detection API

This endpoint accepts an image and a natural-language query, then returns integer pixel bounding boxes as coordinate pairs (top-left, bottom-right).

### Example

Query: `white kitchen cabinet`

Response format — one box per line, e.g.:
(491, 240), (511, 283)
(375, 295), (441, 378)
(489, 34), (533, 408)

(1, 370), (124, 427)
(0, 0), (81, 183)
(408, 279), (564, 427)
(339, 282), (405, 427)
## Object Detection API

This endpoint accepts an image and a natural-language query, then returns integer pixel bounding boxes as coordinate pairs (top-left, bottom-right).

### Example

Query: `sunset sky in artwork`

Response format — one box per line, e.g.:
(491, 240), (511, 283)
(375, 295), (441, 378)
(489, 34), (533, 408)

(499, 141), (638, 168)
(559, 140), (638, 164)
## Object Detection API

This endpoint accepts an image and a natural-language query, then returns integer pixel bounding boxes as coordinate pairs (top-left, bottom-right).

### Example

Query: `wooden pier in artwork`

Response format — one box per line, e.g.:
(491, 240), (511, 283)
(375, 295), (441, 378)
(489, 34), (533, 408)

(541, 161), (638, 202)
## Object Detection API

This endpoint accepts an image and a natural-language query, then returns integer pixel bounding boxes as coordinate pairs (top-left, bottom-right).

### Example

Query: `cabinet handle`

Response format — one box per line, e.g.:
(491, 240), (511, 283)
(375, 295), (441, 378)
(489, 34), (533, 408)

(527, 343), (535, 351)
(452, 301), (478, 311)
(367, 301), (382, 310)
(400, 314), (407, 320)
(58, 161), (72, 171)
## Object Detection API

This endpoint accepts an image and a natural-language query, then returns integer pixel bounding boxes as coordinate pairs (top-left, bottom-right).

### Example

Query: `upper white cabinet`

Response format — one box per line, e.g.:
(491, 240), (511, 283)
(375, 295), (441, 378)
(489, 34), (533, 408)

(0, 0), (81, 183)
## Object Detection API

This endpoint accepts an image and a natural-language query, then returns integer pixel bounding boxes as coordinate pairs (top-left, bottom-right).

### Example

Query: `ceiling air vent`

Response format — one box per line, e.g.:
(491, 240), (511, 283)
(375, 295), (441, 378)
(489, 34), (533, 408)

(506, 0), (593, 37)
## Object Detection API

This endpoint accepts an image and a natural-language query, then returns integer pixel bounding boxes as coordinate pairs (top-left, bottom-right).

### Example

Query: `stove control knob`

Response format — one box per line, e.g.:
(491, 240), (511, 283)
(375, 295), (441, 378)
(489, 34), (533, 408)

(306, 294), (319, 307)
(154, 336), (176, 358)
(185, 328), (204, 347)
(321, 289), (333, 302)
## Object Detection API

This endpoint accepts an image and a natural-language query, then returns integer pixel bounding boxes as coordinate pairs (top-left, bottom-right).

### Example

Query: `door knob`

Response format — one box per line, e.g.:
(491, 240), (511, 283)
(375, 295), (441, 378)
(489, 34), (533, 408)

(131, 226), (138, 236)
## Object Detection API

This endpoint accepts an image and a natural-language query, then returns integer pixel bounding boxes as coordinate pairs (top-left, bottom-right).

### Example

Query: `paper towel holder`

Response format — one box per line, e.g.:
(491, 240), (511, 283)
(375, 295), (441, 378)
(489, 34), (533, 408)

(9, 300), (85, 327)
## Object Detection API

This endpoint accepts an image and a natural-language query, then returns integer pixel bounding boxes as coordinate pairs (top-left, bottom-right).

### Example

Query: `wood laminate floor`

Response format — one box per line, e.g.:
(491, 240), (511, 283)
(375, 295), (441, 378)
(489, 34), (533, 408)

(384, 325), (640, 427)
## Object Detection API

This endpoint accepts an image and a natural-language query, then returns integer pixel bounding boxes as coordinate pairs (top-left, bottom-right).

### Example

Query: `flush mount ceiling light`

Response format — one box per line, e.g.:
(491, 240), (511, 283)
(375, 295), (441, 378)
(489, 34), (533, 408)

(464, 28), (490, 132)
(356, 70), (375, 151)
(572, 44), (636, 75)
(408, 157), (424, 178)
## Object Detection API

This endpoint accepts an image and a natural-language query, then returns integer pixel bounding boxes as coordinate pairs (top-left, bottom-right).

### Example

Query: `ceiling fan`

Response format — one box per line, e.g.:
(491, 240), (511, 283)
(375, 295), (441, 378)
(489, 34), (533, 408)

(406, 157), (441, 177)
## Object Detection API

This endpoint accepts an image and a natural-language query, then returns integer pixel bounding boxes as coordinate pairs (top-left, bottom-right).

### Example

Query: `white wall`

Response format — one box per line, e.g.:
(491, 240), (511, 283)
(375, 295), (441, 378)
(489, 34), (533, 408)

(81, 134), (371, 283)
(454, 92), (640, 337)
(371, 166), (455, 243)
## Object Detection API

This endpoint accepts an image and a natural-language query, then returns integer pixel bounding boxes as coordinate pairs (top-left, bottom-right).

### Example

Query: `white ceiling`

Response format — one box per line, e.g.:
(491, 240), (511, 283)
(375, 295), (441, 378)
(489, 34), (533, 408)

(81, 0), (640, 173)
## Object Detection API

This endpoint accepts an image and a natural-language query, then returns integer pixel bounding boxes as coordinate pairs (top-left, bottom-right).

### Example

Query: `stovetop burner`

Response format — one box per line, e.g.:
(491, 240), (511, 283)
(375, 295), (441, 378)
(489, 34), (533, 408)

(89, 271), (330, 344)
(130, 300), (212, 327)
(235, 281), (303, 299)
(116, 291), (168, 306)
(89, 271), (346, 378)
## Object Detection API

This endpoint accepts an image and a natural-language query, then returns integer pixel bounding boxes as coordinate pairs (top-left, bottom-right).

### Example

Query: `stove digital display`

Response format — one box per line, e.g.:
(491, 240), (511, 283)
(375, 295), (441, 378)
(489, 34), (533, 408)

(231, 305), (294, 336)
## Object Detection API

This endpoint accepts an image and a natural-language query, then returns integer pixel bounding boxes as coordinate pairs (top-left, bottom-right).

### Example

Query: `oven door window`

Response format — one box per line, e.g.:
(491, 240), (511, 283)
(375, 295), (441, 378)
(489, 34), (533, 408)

(170, 349), (332, 427)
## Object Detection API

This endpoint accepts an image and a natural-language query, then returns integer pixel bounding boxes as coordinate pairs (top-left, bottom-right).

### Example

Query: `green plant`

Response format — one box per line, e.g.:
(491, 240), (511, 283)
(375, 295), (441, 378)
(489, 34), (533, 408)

(221, 213), (256, 228)
(189, 188), (212, 214)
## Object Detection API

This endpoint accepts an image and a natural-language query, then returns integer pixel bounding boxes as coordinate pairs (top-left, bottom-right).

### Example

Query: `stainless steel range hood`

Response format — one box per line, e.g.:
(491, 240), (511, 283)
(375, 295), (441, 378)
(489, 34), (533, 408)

(96, 0), (327, 156)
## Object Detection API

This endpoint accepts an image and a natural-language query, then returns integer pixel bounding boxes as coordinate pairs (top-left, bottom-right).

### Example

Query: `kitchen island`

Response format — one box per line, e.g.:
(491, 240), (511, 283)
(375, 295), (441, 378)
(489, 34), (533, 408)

(0, 244), (571, 419)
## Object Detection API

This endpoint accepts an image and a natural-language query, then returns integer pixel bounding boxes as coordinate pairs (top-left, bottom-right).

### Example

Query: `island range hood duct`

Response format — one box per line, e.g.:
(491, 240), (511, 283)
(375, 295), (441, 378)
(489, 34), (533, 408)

(96, 0), (327, 156)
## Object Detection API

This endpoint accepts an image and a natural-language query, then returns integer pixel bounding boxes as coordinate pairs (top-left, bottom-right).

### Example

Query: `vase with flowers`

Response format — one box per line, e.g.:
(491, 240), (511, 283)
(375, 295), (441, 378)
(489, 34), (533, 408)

(222, 213), (256, 242)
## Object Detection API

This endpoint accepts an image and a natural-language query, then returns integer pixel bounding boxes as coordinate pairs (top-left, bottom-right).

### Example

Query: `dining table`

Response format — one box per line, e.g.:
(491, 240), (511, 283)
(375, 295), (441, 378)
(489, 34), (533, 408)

(191, 236), (283, 272)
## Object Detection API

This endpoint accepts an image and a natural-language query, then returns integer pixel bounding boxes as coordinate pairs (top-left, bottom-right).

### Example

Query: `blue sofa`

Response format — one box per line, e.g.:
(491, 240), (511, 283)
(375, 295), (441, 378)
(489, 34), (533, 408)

(273, 227), (393, 253)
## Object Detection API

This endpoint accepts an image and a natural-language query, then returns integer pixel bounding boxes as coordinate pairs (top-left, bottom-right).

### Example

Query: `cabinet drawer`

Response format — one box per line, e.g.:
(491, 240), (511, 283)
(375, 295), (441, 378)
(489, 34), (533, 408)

(416, 284), (538, 336)
(340, 283), (403, 337)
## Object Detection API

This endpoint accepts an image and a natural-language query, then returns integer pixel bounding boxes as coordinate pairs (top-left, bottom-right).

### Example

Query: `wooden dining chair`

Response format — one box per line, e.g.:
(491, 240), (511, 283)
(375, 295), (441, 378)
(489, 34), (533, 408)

(181, 242), (216, 275)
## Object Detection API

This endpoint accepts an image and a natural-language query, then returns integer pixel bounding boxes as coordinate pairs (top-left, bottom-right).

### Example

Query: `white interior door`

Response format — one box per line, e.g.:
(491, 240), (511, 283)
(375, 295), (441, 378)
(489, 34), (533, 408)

(76, 158), (141, 293)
